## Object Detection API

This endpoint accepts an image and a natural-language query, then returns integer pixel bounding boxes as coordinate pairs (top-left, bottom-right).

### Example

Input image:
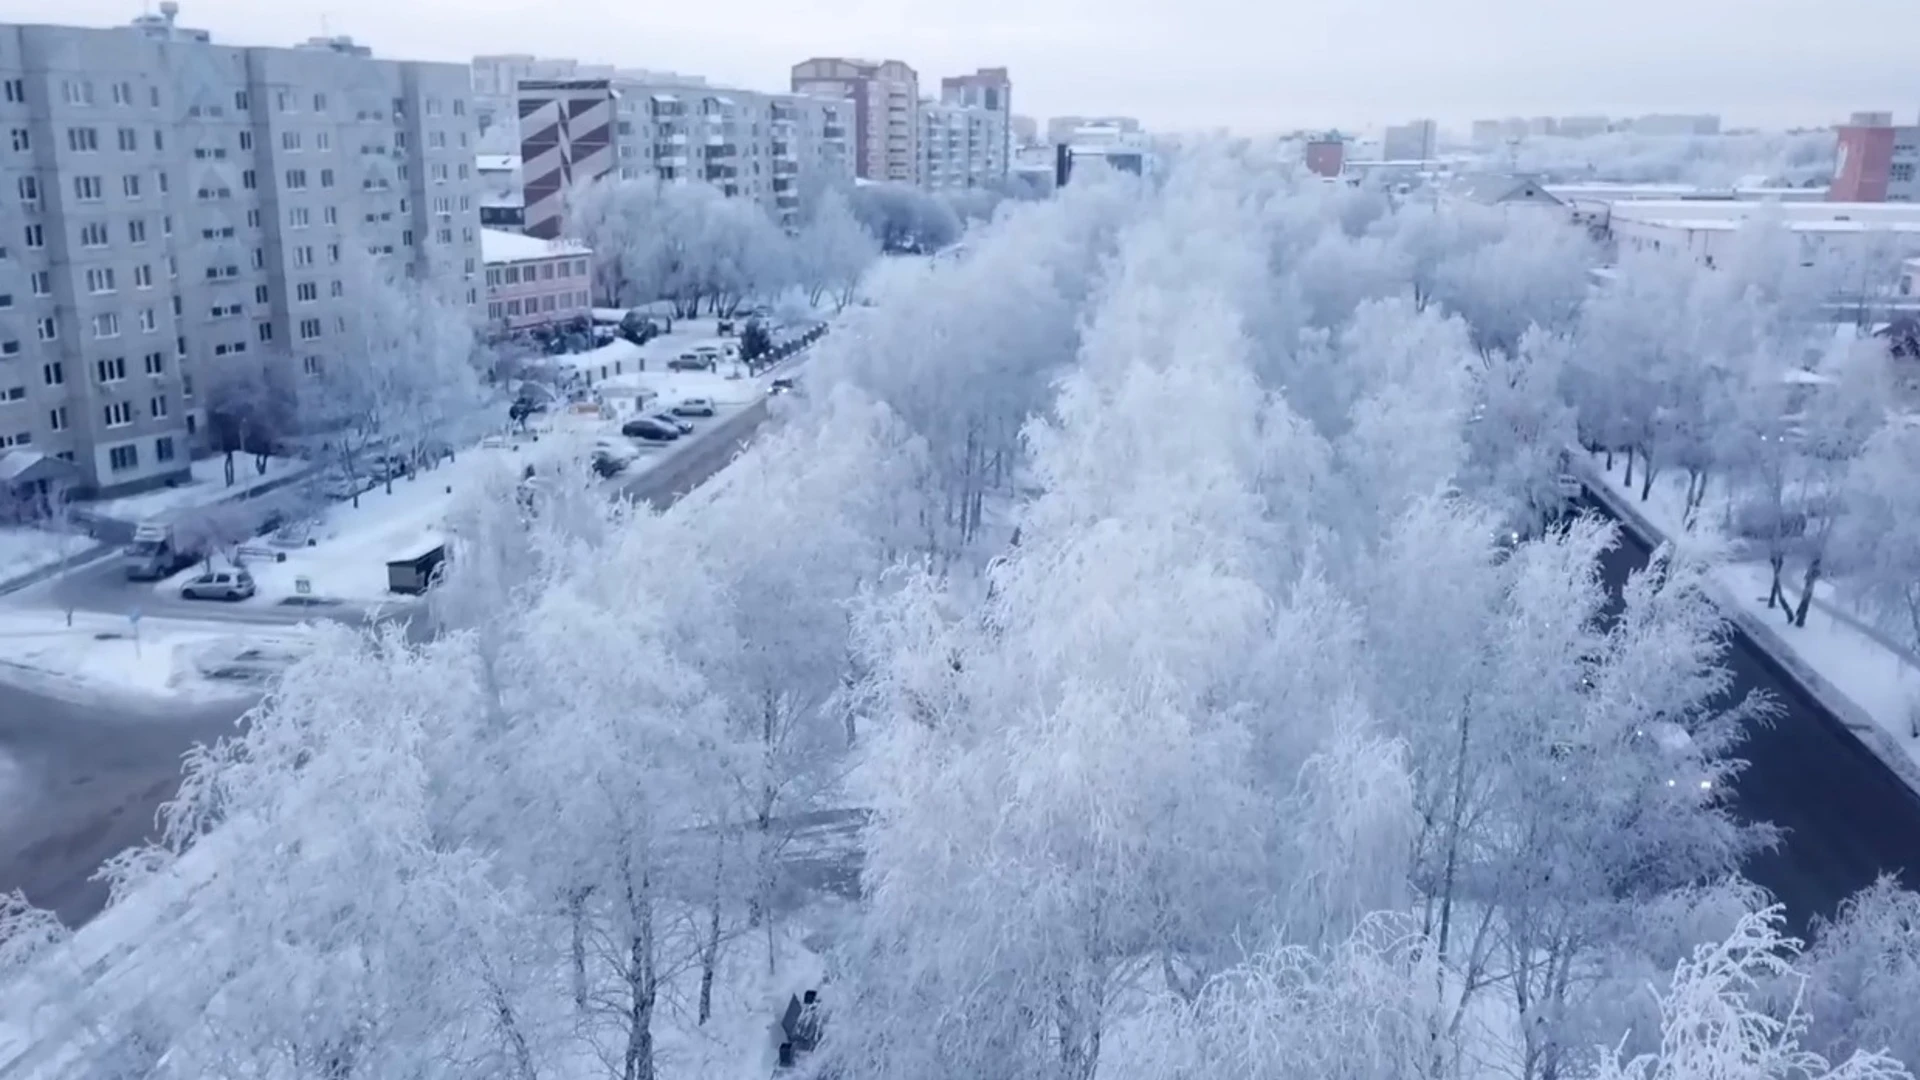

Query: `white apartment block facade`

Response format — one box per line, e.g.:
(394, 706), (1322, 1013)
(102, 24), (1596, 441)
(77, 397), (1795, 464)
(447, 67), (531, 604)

(0, 12), (482, 496)
(518, 75), (852, 235)
(918, 100), (1008, 191)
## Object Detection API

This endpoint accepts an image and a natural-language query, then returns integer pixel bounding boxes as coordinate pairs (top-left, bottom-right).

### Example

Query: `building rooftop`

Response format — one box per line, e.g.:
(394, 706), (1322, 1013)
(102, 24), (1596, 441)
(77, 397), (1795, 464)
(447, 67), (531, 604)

(481, 228), (588, 263)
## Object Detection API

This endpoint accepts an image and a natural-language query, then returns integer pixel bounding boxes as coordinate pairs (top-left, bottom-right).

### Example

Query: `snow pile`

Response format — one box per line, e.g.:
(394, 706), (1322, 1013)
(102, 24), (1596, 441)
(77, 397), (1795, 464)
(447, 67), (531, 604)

(87, 456), (309, 526)
(0, 610), (302, 702)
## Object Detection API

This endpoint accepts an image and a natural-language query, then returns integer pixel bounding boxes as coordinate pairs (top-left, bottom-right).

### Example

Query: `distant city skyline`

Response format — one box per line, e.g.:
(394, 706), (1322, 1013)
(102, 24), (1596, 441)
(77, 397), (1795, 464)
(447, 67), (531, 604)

(7, 0), (1916, 134)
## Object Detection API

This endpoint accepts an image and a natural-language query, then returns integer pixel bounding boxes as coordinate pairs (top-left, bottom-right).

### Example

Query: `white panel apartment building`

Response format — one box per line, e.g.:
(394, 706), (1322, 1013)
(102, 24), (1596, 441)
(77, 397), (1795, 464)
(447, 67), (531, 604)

(609, 80), (853, 225)
(918, 100), (1008, 191)
(0, 10), (482, 496)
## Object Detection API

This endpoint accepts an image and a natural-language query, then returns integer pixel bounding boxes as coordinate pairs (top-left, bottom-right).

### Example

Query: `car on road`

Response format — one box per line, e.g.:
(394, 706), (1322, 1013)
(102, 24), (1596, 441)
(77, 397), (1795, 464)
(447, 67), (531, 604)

(668, 355), (711, 372)
(770, 378), (798, 396)
(591, 450), (628, 477)
(180, 568), (256, 602)
(650, 412), (694, 434)
(622, 418), (680, 442)
(672, 397), (716, 418)
(1636, 721), (1715, 795)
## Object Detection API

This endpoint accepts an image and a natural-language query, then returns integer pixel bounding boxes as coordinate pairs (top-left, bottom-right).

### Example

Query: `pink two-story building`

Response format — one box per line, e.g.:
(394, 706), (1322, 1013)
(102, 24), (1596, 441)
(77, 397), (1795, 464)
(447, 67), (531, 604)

(481, 229), (594, 336)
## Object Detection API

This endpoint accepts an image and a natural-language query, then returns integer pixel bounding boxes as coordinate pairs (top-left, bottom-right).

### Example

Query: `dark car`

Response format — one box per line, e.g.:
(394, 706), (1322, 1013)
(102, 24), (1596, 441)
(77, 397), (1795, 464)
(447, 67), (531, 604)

(590, 450), (627, 477)
(621, 418), (679, 442)
(770, 378), (798, 395)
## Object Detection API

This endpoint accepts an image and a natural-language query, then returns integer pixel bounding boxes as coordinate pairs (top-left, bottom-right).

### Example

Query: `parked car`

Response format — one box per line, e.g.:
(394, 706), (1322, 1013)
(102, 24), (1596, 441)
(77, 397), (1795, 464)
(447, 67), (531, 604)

(591, 449), (628, 477)
(672, 397), (716, 417)
(622, 418), (680, 442)
(769, 378), (798, 396)
(668, 355), (710, 372)
(181, 568), (256, 602)
(651, 412), (694, 434)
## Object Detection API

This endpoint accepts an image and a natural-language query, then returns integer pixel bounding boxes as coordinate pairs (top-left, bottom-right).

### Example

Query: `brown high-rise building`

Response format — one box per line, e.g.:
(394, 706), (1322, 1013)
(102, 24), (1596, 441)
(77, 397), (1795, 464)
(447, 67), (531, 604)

(940, 67), (1011, 183)
(791, 57), (918, 183)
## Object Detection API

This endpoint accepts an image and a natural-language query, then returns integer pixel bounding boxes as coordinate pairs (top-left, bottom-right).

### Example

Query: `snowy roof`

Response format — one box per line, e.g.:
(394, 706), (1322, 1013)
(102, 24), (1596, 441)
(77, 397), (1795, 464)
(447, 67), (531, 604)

(1448, 173), (1563, 206)
(650, 93), (678, 103)
(0, 449), (78, 487)
(480, 228), (589, 264)
(1608, 200), (1920, 227)
(475, 154), (520, 172)
(557, 337), (644, 371)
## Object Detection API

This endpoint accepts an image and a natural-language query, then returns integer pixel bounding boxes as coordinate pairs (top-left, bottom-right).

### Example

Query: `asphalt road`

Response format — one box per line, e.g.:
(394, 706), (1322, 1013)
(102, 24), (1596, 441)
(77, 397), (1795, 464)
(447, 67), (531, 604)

(0, 403), (774, 929)
(1592, 503), (1920, 934)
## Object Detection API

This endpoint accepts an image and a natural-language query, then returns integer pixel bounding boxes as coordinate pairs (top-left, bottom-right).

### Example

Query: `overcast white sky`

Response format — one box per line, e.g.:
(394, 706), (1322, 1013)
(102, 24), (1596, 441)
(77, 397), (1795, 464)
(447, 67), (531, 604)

(12, 0), (1919, 133)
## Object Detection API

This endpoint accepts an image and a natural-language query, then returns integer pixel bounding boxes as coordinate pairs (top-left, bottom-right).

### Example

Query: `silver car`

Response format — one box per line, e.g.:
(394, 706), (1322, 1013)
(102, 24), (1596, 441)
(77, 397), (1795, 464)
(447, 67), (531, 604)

(181, 569), (256, 602)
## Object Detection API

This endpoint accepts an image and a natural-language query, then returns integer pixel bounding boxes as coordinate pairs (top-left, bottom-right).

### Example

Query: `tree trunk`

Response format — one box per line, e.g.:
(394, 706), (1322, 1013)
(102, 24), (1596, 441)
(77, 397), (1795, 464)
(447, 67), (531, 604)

(1792, 557), (1822, 628)
(1622, 448), (1634, 488)
(223, 450), (236, 487)
(568, 885), (592, 1014)
(621, 859), (657, 1080)
(1767, 554), (1786, 610)
(698, 844), (724, 1026)
(1639, 454), (1656, 502)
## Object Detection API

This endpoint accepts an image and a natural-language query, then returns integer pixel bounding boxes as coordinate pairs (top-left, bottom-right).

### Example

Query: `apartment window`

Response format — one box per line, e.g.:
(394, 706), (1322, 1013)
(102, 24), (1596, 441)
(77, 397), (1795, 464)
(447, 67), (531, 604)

(315, 131), (330, 151)
(1893, 163), (1917, 184)
(29, 272), (50, 297)
(149, 395), (168, 418)
(111, 81), (131, 106)
(294, 246), (313, 267)
(320, 168), (335, 188)
(290, 207), (310, 228)
(117, 127), (138, 151)
(234, 90), (249, 111)
(429, 131), (447, 149)
(157, 172), (168, 194)
(302, 355), (321, 375)
(67, 127), (99, 152)
(123, 174), (142, 198)
(140, 308), (157, 332)
(257, 322), (273, 342)
(488, 302), (503, 319)
(23, 225), (42, 250)
(92, 313), (121, 339)
(0, 340), (15, 356)
(3, 79), (23, 104)
(35, 318), (56, 342)
(458, 164), (468, 180)
(242, 169), (256, 190)
(86, 267), (116, 293)
(323, 207), (337, 225)
(43, 362), (63, 386)
(327, 243), (340, 263)
(0, 387), (23, 403)
(239, 130), (253, 151)
(282, 131), (301, 151)
(275, 91), (290, 112)
(181, 373), (193, 397)
(299, 318), (322, 340)
(16, 176), (37, 204)
(144, 352), (165, 375)
(329, 280), (343, 297)
(134, 264), (152, 289)
(155, 436), (175, 463)
(153, 129), (164, 151)
(96, 357), (126, 382)
(80, 223), (109, 247)
(286, 168), (308, 190)
(63, 79), (94, 106)
(313, 92), (328, 111)
(108, 444), (138, 471)
(541, 262), (555, 280)
(48, 407), (67, 432)
(453, 98), (466, 117)
(506, 299), (521, 316)
(425, 96), (442, 116)
(431, 163), (449, 182)
(504, 266), (520, 285)
(296, 281), (318, 302)
(74, 176), (103, 201)
(255, 284), (270, 304)
(128, 219), (147, 244)
(253, 248), (265, 270)
(8, 129), (28, 152)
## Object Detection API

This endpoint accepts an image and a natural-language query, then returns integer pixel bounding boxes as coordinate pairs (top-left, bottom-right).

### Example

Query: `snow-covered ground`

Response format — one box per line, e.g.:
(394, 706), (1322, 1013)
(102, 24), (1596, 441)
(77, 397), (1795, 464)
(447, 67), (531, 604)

(1582, 453), (1920, 787)
(0, 608), (312, 703)
(86, 455), (310, 526)
(0, 526), (83, 586)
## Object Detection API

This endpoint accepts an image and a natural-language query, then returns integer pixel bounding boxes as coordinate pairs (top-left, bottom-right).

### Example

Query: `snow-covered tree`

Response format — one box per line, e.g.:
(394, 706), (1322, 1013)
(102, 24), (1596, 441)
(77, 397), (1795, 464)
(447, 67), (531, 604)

(1431, 215), (1597, 357)
(1590, 907), (1911, 1080)
(564, 177), (793, 315)
(847, 181), (962, 253)
(1836, 419), (1920, 692)
(1461, 326), (1579, 531)
(794, 186), (879, 311)
(1802, 877), (1920, 1073)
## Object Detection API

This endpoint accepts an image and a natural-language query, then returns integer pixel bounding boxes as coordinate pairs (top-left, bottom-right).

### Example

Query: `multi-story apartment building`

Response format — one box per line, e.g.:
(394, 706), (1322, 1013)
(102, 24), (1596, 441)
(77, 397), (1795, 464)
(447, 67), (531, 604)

(790, 57), (917, 184)
(918, 99), (1008, 191)
(940, 67), (1010, 184)
(519, 74), (853, 237)
(1830, 111), (1920, 203)
(0, 8), (482, 496)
